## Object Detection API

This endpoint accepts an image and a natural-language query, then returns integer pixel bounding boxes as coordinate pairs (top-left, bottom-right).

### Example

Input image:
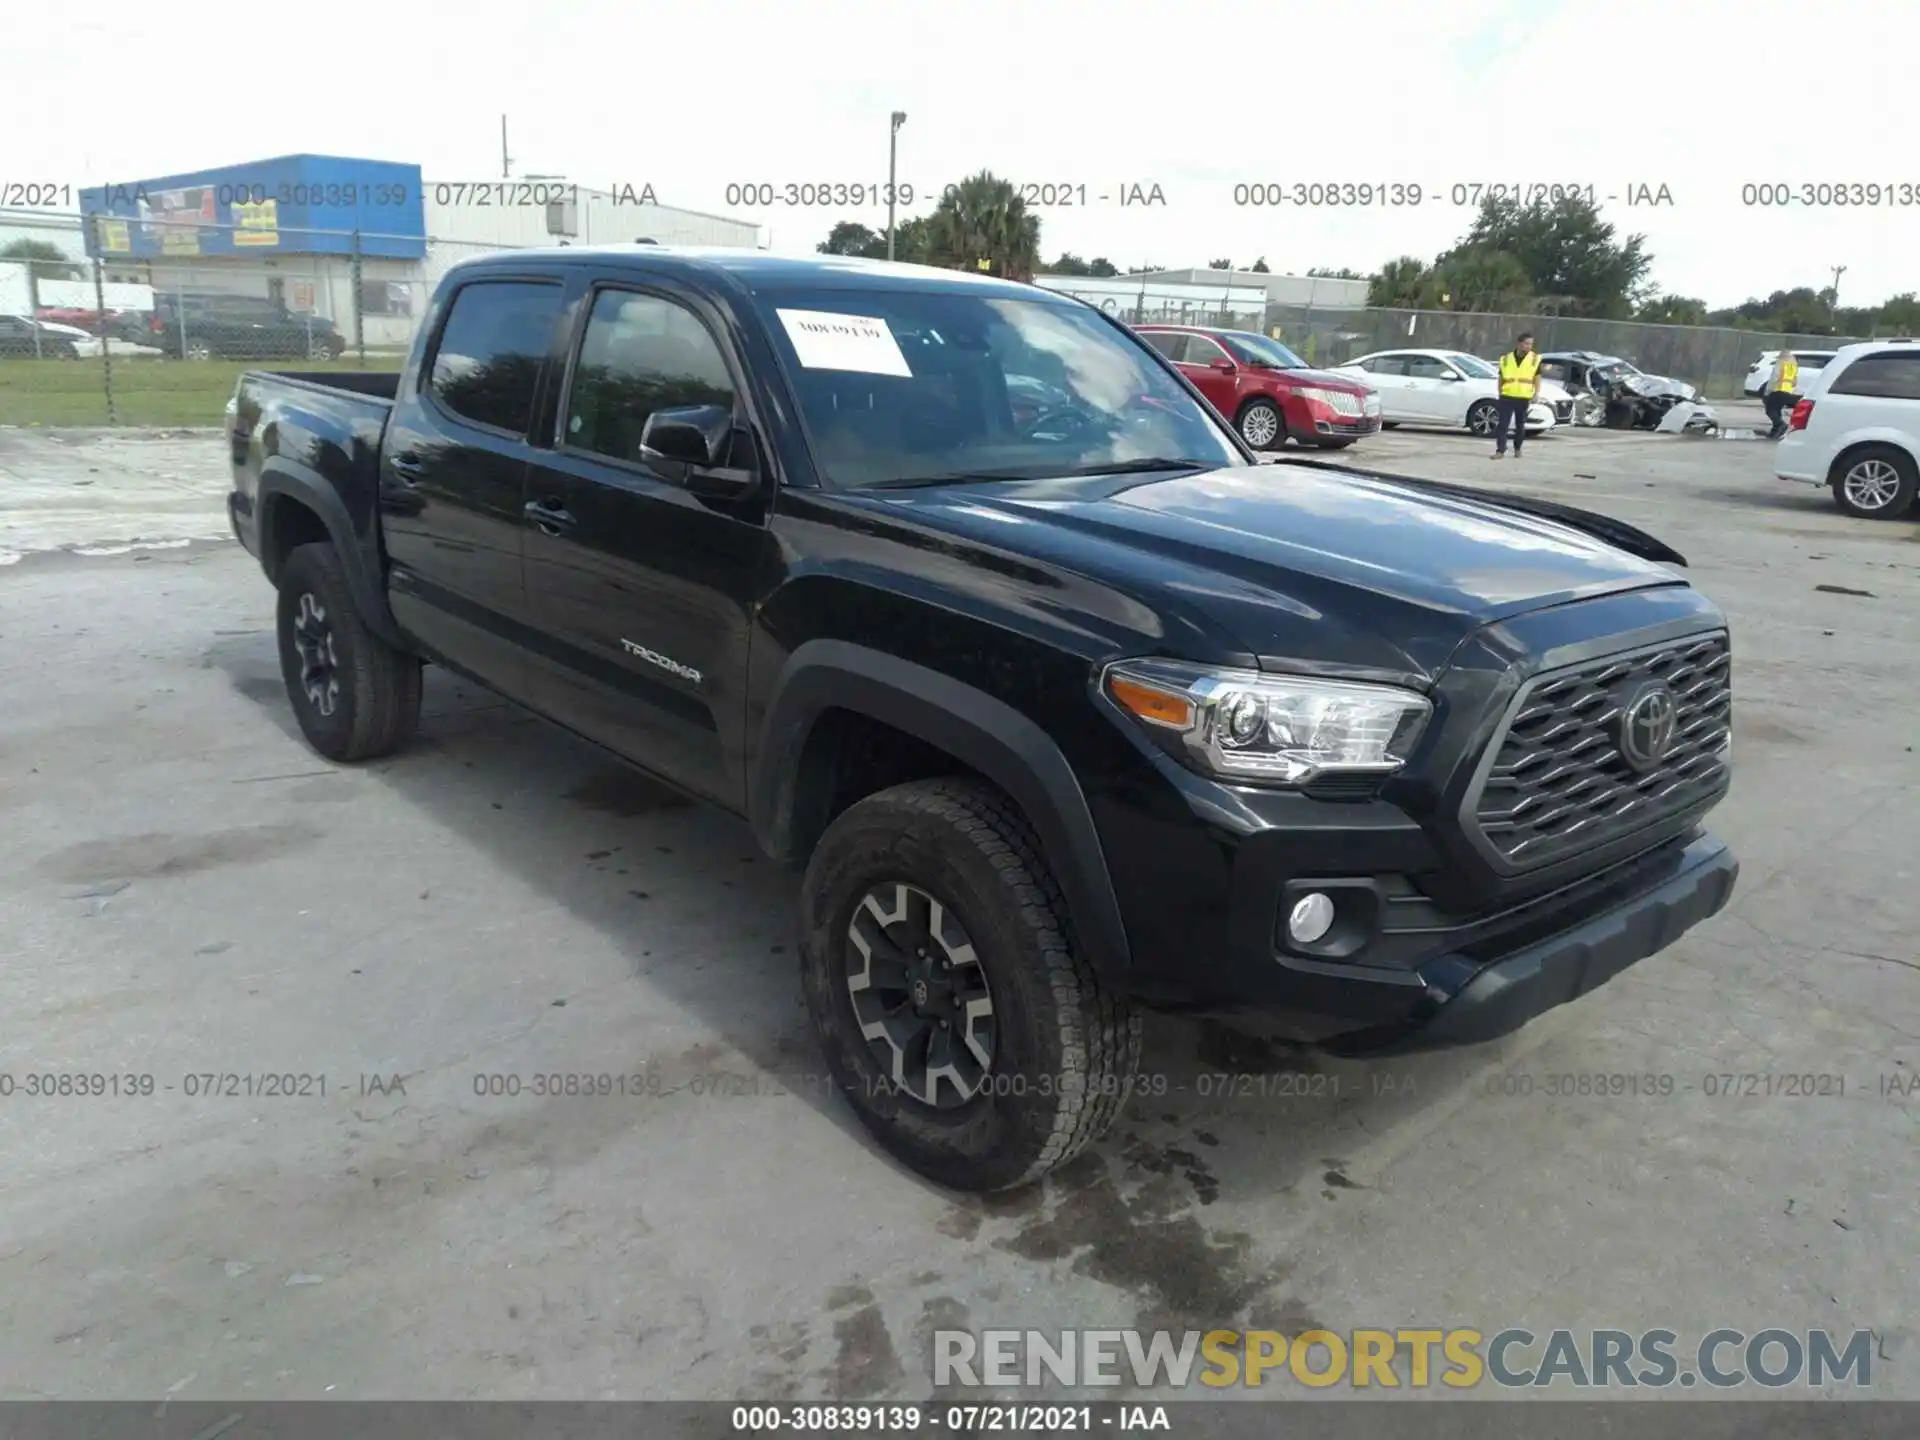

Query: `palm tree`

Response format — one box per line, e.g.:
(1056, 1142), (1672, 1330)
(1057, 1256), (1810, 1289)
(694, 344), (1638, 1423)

(924, 172), (1040, 281)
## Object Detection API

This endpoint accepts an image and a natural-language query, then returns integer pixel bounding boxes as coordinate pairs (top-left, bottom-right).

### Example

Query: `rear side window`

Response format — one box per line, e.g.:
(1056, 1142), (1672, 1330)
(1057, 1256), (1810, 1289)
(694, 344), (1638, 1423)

(1828, 352), (1920, 400)
(429, 280), (564, 434)
(1140, 331), (1187, 362)
(564, 290), (738, 463)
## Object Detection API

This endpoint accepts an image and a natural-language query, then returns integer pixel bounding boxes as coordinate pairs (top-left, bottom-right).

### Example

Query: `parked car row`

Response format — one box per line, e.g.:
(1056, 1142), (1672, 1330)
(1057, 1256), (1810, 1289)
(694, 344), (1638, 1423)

(113, 294), (346, 360)
(0, 315), (103, 359)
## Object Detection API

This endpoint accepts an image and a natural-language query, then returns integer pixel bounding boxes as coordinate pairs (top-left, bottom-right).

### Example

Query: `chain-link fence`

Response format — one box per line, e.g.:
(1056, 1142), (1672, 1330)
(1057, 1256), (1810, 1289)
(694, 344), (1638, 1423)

(0, 209), (1896, 423)
(0, 215), (518, 425)
(1254, 304), (1876, 399)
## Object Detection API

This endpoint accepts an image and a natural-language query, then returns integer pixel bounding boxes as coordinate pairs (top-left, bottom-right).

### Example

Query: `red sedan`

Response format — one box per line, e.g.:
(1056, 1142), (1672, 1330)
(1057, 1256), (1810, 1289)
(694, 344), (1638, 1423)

(1135, 324), (1380, 452)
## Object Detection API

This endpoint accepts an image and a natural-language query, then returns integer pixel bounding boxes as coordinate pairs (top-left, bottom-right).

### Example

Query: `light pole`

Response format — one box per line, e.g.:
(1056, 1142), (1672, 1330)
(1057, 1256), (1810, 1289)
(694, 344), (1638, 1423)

(1829, 264), (1847, 312)
(887, 111), (907, 261)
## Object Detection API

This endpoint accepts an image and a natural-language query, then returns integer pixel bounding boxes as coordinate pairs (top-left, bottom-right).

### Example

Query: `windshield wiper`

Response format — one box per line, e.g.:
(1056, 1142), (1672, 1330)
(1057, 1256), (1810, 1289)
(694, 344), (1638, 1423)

(1048, 457), (1216, 478)
(866, 469), (1038, 490)
(867, 458), (1214, 490)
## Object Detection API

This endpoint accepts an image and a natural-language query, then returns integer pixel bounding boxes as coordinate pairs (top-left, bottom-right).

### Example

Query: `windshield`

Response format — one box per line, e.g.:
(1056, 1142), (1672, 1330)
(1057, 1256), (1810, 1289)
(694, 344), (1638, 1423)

(1219, 332), (1307, 369)
(1447, 353), (1497, 379)
(754, 288), (1245, 489)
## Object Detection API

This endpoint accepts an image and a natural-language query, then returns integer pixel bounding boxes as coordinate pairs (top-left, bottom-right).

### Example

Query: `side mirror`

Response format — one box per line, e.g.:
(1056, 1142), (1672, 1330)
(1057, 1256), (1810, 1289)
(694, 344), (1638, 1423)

(639, 404), (759, 499)
(1439, 370), (1463, 381)
(640, 404), (731, 467)
(1212, 357), (1236, 372)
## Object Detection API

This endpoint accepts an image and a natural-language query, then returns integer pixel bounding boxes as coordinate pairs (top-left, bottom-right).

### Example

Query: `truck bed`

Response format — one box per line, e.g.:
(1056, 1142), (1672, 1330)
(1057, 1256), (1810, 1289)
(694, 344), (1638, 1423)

(247, 370), (402, 403)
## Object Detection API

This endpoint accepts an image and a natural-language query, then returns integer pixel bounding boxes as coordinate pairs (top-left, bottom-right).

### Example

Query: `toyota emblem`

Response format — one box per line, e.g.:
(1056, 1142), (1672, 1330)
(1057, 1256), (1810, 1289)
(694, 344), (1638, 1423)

(1618, 684), (1678, 771)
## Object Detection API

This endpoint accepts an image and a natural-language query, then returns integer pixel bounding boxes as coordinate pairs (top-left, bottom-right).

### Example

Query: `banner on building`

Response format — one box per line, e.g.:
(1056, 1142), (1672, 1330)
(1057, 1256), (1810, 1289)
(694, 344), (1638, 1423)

(232, 198), (280, 246)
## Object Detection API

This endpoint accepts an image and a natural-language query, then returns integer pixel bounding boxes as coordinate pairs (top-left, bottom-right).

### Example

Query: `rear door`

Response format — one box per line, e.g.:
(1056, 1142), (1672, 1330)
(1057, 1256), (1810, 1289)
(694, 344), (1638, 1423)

(519, 277), (777, 807)
(1358, 354), (1411, 419)
(381, 274), (567, 699)
(1399, 353), (1459, 422)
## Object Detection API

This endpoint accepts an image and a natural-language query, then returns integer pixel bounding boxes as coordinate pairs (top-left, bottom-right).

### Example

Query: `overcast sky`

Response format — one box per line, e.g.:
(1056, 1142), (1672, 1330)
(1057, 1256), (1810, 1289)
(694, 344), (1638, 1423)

(8, 0), (1913, 308)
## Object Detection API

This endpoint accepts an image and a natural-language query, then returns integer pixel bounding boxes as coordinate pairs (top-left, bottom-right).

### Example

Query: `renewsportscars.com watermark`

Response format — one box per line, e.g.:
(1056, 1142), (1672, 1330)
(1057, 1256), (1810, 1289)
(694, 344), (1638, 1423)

(935, 1327), (1876, 1391)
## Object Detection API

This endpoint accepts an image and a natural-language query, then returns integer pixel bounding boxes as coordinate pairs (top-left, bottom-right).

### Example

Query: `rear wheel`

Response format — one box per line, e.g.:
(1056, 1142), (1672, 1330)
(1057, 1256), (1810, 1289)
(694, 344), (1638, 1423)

(1830, 445), (1919, 520)
(275, 542), (422, 761)
(799, 777), (1142, 1192)
(183, 339), (214, 361)
(1237, 398), (1285, 450)
(1466, 399), (1498, 436)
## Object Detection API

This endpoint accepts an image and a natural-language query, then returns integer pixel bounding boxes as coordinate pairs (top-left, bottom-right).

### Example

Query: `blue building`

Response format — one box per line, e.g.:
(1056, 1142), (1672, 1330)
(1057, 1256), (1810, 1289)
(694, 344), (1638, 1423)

(79, 154), (426, 261)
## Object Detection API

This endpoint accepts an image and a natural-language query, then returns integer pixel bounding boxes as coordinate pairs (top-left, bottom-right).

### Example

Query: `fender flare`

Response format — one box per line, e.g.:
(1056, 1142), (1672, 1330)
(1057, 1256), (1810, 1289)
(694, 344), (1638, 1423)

(753, 639), (1133, 981)
(255, 459), (408, 648)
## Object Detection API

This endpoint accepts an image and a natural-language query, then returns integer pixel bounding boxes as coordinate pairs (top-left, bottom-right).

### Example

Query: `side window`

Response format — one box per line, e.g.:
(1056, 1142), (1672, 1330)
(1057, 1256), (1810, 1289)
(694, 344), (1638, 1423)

(1141, 331), (1186, 362)
(1403, 354), (1451, 379)
(565, 290), (739, 463)
(1184, 335), (1229, 366)
(428, 280), (564, 435)
(1345, 356), (1375, 372)
(1370, 355), (1409, 376)
(1828, 352), (1920, 400)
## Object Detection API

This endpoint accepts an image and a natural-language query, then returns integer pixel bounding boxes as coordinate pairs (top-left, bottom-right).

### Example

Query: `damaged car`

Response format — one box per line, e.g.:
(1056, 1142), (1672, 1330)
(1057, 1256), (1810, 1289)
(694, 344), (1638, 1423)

(1537, 351), (1718, 432)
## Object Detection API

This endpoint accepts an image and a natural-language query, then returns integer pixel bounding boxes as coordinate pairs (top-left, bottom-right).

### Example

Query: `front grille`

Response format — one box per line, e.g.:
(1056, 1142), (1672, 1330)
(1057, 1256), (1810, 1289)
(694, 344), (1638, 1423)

(1553, 400), (1574, 423)
(1318, 390), (1365, 419)
(1468, 633), (1731, 869)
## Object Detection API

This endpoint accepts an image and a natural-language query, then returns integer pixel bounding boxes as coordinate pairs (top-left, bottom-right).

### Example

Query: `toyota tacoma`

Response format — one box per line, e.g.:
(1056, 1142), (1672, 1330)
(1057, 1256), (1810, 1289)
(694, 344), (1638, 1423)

(225, 248), (1739, 1191)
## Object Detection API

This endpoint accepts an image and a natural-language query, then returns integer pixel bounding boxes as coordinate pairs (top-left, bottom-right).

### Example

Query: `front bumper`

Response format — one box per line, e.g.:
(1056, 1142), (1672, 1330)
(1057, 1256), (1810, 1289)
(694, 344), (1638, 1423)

(1332, 834), (1738, 1054)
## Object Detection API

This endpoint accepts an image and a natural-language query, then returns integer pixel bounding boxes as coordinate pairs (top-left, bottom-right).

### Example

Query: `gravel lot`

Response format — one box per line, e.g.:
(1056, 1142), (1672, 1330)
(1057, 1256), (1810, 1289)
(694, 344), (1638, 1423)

(1, 416), (1915, 1403)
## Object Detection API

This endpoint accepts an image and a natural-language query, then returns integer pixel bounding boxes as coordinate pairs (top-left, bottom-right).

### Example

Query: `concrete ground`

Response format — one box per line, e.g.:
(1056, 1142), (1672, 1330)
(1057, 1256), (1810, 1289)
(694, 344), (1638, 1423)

(1, 418), (1915, 1405)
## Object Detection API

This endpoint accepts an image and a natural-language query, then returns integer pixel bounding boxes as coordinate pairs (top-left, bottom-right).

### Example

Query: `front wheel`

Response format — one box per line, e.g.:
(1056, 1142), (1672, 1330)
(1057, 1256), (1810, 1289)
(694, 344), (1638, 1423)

(1237, 398), (1285, 451)
(1466, 399), (1498, 436)
(183, 339), (214, 361)
(799, 778), (1142, 1192)
(275, 542), (423, 761)
(1831, 446), (1919, 520)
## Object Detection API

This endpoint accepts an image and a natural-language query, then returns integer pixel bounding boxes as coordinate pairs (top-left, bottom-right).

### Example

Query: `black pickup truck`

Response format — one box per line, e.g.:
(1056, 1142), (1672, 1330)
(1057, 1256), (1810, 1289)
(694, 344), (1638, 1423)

(226, 247), (1738, 1191)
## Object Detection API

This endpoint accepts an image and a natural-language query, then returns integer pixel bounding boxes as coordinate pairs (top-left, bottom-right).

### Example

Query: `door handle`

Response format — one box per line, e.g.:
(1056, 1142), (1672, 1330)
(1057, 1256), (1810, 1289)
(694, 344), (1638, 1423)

(389, 453), (424, 481)
(524, 499), (577, 534)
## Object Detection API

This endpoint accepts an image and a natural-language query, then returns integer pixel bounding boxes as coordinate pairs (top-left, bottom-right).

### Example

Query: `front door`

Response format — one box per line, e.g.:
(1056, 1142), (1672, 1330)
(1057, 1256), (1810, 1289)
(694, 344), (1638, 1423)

(1176, 332), (1241, 416)
(381, 275), (567, 700)
(520, 281), (775, 807)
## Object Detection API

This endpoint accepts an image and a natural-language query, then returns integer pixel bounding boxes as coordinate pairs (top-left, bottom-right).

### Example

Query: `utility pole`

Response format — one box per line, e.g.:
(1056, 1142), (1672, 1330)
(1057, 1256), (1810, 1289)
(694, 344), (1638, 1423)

(1829, 264), (1847, 312)
(887, 111), (907, 261)
(501, 116), (513, 179)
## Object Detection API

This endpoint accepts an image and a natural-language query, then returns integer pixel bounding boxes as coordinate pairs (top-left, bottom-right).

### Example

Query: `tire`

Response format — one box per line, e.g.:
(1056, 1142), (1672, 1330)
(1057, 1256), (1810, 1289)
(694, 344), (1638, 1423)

(799, 777), (1143, 1192)
(1466, 399), (1498, 436)
(275, 542), (422, 762)
(1830, 445), (1919, 520)
(183, 339), (214, 361)
(307, 334), (335, 360)
(1236, 398), (1285, 451)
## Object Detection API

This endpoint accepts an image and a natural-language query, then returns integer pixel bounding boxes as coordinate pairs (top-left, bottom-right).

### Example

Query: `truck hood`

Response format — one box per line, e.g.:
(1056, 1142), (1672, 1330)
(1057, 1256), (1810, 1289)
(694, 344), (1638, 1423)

(865, 461), (1687, 682)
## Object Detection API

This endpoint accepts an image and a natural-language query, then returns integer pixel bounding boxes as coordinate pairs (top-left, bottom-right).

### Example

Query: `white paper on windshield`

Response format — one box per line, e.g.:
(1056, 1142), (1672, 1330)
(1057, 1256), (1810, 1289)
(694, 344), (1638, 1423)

(776, 309), (912, 377)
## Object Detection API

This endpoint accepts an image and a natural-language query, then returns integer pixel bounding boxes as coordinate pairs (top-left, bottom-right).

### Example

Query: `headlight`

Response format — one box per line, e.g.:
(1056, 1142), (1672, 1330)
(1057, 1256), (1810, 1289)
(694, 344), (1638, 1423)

(1102, 659), (1432, 785)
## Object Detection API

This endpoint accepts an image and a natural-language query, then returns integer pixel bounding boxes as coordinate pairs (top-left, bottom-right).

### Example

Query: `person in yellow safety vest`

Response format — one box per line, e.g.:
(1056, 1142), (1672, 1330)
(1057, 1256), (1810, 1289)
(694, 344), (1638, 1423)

(1765, 350), (1800, 438)
(1493, 332), (1542, 459)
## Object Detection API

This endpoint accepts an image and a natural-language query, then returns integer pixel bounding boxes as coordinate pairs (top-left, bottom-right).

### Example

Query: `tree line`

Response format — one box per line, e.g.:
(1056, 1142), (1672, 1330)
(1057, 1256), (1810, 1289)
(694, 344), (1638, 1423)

(812, 176), (1915, 337)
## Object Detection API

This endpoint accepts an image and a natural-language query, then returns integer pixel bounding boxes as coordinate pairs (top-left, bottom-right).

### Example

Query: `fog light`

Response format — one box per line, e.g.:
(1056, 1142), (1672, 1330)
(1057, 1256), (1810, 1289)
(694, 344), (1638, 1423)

(1287, 892), (1335, 945)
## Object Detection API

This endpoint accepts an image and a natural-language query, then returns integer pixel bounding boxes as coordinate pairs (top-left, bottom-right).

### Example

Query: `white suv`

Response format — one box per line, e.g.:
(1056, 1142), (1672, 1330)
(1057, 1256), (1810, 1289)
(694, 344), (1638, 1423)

(1743, 349), (1837, 398)
(1775, 341), (1920, 519)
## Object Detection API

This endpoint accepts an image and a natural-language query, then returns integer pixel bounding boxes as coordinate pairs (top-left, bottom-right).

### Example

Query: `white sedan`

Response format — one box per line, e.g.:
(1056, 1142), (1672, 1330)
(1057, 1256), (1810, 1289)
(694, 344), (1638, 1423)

(1334, 349), (1571, 436)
